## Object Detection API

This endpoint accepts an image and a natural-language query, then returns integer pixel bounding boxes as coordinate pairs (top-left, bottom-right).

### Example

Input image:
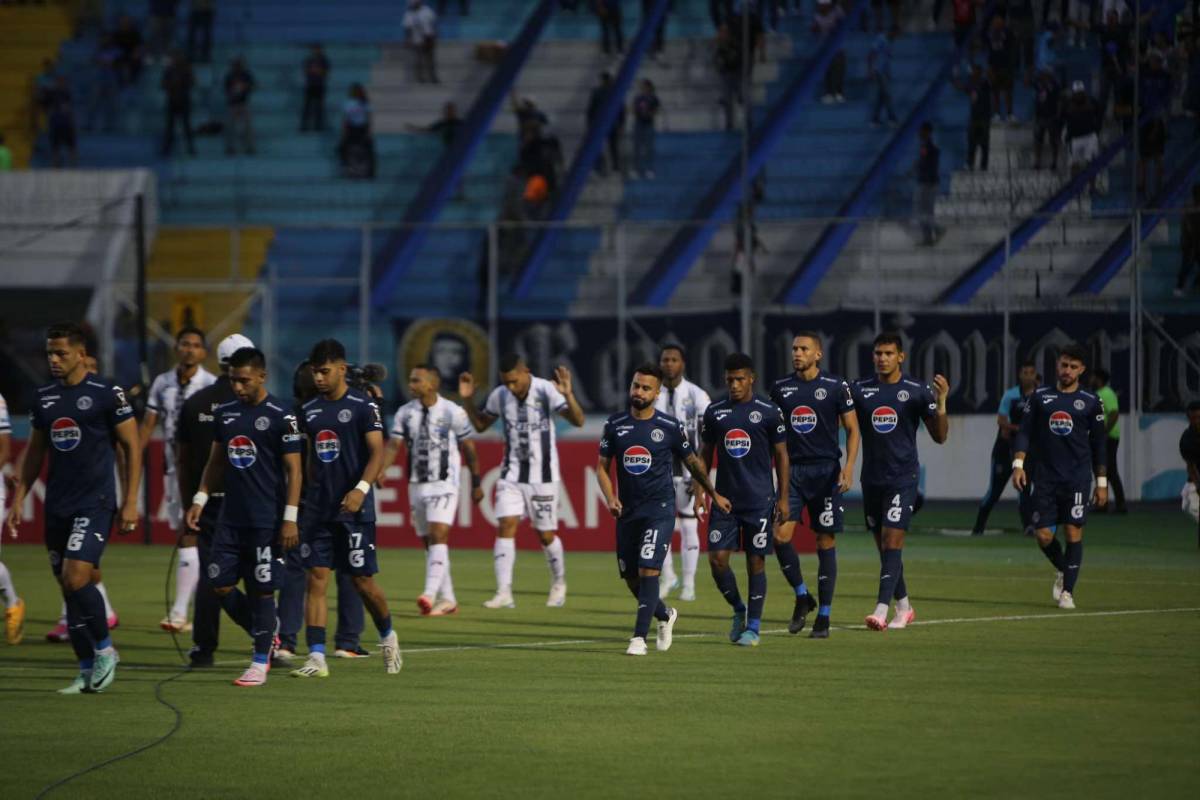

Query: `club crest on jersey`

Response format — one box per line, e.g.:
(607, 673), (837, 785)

(897, 390), (910, 402)
(623, 445), (652, 475)
(50, 417), (82, 451)
(254, 416), (270, 431)
(338, 409), (353, 423)
(650, 428), (665, 443)
(1073, 399), (1085, 410)
(1048, 410), (1073, 436)
(791, 406), (818, 434)
(724, 429), (752, 458)
(76, 396), (93, 411)
(227, 435), (258, 469)
(315, 430), (341, 463)
(814, 388), (827, 400)
(871, 406), (898, 434)
(749, 410), (762, 423)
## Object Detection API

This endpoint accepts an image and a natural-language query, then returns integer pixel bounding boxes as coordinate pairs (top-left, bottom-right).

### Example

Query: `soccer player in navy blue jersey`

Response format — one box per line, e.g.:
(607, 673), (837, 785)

(769, 332), (860, 639)
(291, 339), (401, 677)
(185, 347), (304, 687)
(596, 364), (729, 656)
(972, 360), (1039, 536)
(699, 352), (789, 647)
(852, 332), (949, 632)
(7, 322), (142, 693)
(1012, 344), (1107, 610)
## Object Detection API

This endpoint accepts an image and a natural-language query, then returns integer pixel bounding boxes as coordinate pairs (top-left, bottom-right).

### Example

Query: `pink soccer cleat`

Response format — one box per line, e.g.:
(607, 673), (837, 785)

(864, 613), (888, 631)
(890, 607), (916, 629)
(416, 595), (434, 616)
(46, 621), (69, 642)
(233, 664), (268, 687)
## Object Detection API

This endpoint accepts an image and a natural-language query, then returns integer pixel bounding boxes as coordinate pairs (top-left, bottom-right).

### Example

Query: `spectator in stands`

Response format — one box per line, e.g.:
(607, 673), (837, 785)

(437, 0), (470, 13)
(0, 134), (12, 172)
(1031, 67), (1063, 170)
(714, 24), (742, 131)
(1035, 22), (1061, 75)
(955, 62), (992, 170)
(709, 0), (731, 29)
(986, 14), (1017, 122)
(187, 0), (215, 63)
(1175, 183), (1200, 296)
(148, 0), (179, 63)
(642, 0), (670, 62)
(1098, 12), (1130, 120)
(161, 50), (196, 156)
(1138, 49), (1172, 199)
(513, 94), (550, 132)
(813, 0), (846, 104)
(112, 13), (145, 85)
(223, 57), (256, 155)
(587, 73), (626, 175)
(731, 0), (765, 66)
(1063, 81), (1101, 193)
(338, 83), (376, 179)
(83, 34), (121, 133)
(1008, 0), (1036, 80)
(950, 0), (979, 50)
(1065, 0), (1093, 48)
(47, 76), (78, 168)
(868, 24), (899, 127)
(913, 122), (942, 246)
(409, 101), (462, 149)
(632, 78), (660, 178)
(31, 58), (58, 133)
(595, 0), (625, 56)
(301, 45), (331, 132)
(404, 0), (439, 84)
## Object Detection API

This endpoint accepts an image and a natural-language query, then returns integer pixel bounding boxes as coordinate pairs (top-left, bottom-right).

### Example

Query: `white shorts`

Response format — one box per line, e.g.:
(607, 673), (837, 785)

(164, 469), (182, 532)
(1068, 133), (1099, 165)
(494, 479), (560, 531)
(409, 481), (458, 537)
(673, 476), (697, 517)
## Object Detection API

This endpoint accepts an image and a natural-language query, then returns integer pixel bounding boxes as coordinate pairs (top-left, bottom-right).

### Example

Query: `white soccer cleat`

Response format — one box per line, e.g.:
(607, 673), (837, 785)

(290, 655), (329, 678)
(679, 586), (696, 602)
(1052, 572), (1064, 602)
(272, 648), (296, 666)
(889, 606), (916, 630)
(656, 607), (678, 652)
(625, 636), (648, 656)
(428, 599), (459, 616)
(233, 663), (268, 687)
(483, 590), (515, 609)
(1057, 591), (1076, 610)
(864, 612), (888, 631)
(546, 581), (567, 608)
(381, 631), (403, 674)
(159, 613), (192, 633)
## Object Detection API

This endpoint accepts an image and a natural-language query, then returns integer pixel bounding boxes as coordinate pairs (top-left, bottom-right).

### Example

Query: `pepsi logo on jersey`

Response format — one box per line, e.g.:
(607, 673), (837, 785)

(724, 429), (752, 458)
(623, 445), (652, 475)
(228, 435), (258, 469)
(50, 417), (82, 451)
(790, 405), (817, 434)
(315, 430), (341, 463)
(1048, 410), (1074, 436)
(871, 406), (898, 433)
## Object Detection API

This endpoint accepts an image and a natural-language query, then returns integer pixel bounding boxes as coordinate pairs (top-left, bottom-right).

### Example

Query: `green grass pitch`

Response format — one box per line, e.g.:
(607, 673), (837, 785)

(2, 502), (1198, 799)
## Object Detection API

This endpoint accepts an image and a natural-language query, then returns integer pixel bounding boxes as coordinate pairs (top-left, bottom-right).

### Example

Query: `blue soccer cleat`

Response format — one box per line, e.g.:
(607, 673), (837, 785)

(735, 629), (760, 647)
(728, 612), (747, 643)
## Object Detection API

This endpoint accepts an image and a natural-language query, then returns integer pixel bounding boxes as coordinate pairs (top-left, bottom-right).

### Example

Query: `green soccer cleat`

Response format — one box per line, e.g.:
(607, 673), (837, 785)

(735, 629), (760, 647)
(58, 672), (91, 695)
(728, 612), (747, 643)
(85, 651), (118, 693)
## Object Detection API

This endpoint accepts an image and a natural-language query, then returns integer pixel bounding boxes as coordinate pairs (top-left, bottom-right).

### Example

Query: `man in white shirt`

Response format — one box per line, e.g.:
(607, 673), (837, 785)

(458, 354), (585, 608)
(403, 0), (439, 83)
(0, 391), (25, 644)
(141, 327), (217, 632)
(654, 345), (711, 601)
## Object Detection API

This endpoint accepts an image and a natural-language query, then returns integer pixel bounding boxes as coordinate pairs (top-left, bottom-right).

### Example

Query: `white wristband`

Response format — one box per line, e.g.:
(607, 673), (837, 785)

(1011, 458), (1024, 470)
(283, 505), (299, 523)
(355, 480), (372, 495)
(192, 491), (209, 509)
(1096, 477), (1108, 488)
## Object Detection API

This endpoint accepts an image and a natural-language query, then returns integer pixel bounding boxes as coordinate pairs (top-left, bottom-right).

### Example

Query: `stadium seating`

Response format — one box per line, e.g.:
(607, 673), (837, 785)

(0, 2), (74, 168)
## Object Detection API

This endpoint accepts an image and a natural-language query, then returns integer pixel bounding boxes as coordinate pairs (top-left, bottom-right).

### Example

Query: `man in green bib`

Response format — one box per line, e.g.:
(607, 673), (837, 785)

(1090, 369), (1126, 513)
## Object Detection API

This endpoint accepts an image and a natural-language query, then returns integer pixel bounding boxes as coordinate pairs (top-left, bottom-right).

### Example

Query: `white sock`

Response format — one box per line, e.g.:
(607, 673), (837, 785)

(873, 602), (890, 618)
(896, 595), (912, 612)
(542, 535), (565, 583)
(661, 543), (677, 585)
(96, 582), (115, 618)
(424, 544), (448, 599)
(171, 546), (200, 619)
(439, 552), (457, 604)
(494, 538), (515, 593)
(680, 518), (700, 589)
(0, 561), (17, 607)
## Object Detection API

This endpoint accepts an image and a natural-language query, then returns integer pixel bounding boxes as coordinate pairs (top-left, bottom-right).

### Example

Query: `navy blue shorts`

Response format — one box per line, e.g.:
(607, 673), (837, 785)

(787, 461), (844, 533)
(861, 483), (920, 534)
(615, 514), (674, 579)
(1029, 479), (1092, 529)
(209, 524), (284, 591)
(301, 520), (378, 576)
(707, 506), (775, 555)
(45, 507), (114, 575)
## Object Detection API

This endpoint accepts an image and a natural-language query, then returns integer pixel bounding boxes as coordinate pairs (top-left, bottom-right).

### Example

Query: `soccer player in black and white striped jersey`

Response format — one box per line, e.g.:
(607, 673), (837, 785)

(458, 354), (585, 609)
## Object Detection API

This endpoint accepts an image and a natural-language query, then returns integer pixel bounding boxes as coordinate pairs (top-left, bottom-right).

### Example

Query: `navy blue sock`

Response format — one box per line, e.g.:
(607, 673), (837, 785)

(373, 613), (392, 640)
(635, 576), (659, 638)
(746, 570), (766, 633)
(893, 562), (908, 601)
(250, 593), (276, 664)
(653, 599), (670, 622)
(816, 546), (837, 618)
(72, 583), (109, 646)
(306, 625), (326, 655)
(64, 592), (94, 665)
(1064, 540), (1083, 593)
(877, 549), (902, 605)
(219, 587), (254, 635)
(1040, 538), (1067, 572)
(712, 567), (745, 613)
(773, 539), (805, 592)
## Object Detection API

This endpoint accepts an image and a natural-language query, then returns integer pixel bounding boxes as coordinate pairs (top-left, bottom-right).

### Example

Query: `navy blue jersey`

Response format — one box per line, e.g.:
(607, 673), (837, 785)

(213, 394), (302, 528)
(599, 410), (692, 515)
(1013, 386), (1106, 484)
(769, 370), (854, 464)
(30, 374), (134, 513)
(851, 375), (938, 486)
(300, 388), (385, 524)
(701, 396), (786, 511)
